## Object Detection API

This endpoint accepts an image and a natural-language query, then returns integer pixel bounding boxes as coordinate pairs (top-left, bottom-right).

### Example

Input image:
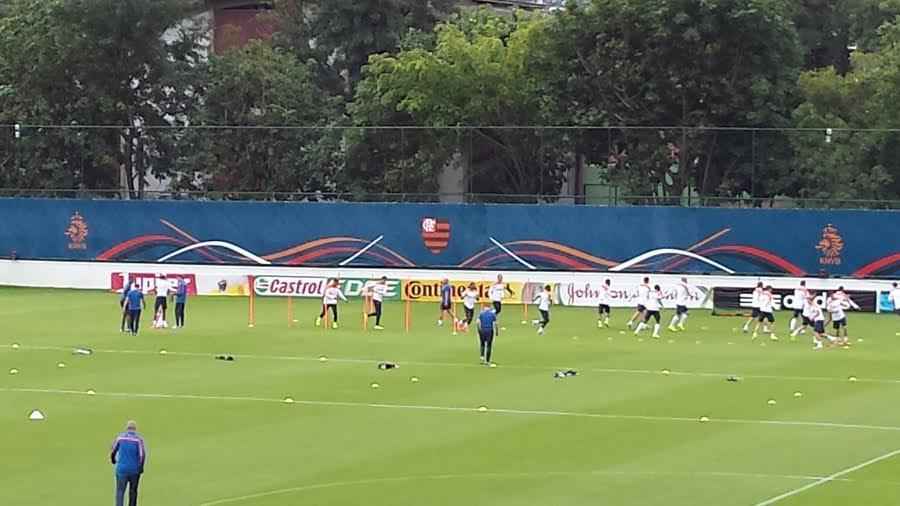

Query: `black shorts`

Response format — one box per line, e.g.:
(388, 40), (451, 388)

(492, 301), (502, 314)
(598, 304), (610, 314)
(814, 320), (825, 334)
(478, 328), (494, 344)
(636, 304), (646, 313)
(676, 305), (688, 315)
(154, 296), (167, 312)
(793, 309), (803, 317)
(643, 310), (660, 323)
(802, 316), (811, 326)
(440, 302), (452, 311)
(751, 308), (761, 318)
(464, 306), (475, 322)
(758, 311), (774, 323)
(832, 318), (846, 329)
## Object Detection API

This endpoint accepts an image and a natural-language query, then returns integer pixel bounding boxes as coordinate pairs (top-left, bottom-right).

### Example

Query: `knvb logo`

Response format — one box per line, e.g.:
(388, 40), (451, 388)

(421, 217), (451, 254)
(816, 224), (843, 266)
(65, 212), (89, 250)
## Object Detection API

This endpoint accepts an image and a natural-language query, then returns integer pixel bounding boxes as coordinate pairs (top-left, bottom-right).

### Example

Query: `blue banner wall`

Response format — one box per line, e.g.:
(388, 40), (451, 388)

(1, 198), (898, 277)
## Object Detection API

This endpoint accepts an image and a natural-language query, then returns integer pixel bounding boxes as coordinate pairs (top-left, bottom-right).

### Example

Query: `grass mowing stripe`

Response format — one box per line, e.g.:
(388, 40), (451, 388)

(198, 470), (829, 506)
(4, 343), (897, 385)
(751, 448), (900, 506)
(5, 386), (900, 433)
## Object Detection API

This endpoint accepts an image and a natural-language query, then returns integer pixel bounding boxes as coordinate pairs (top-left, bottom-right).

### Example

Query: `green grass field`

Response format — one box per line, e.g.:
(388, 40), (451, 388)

(3, 287), (900, 506)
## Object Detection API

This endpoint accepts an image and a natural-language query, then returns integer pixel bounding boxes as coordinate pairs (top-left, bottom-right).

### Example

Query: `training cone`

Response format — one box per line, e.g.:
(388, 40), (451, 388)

(57, 362), (66, 369)
(477, 406), (488, 412)
(283, 397), (295, 404)
(370, 382), (380, 389)
(794, 392), (803, 398)
(767, 399), (777, 406)
(9, 368), (19, 375)
(410, 376), (419, 383)
(28, 410), (45, 421)
(11, 343), (19, 349)
(699, 416), (710, 423)
(661, 369), (671, 375)
(86, 389), (96, 395)
(319, 356), (328, 362)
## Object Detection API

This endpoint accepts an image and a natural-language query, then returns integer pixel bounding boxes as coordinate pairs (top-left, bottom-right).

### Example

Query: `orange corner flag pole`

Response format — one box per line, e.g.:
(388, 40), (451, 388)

(362, 295), (369, 330)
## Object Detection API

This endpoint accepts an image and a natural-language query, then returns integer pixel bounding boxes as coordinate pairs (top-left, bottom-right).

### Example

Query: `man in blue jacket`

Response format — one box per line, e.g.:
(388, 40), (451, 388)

(174, 277), (188, 329)
(110, 420), (147, 506)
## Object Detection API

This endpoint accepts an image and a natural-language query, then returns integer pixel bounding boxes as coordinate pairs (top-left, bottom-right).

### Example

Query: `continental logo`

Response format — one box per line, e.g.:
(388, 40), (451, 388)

(403, 280), (524, 304)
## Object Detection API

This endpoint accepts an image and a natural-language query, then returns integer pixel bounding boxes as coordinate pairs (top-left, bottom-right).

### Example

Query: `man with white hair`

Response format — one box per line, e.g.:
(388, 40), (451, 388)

(110, 420), (146, 506)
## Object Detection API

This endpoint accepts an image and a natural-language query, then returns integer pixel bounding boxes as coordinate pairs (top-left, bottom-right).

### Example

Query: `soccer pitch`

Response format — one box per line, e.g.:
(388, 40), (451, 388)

(3, 287), (900, 506)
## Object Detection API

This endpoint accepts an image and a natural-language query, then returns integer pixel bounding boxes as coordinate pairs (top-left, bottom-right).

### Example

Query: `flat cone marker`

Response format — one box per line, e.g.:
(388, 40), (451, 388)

(9, 368), (18, 375)
(520, 320), (527, 325)
(477, 406), (488, 412)
(57, 362), (66, 369)
(767, 399), (777, 406)
(87, 389), (96, 395)
(661, 369), (671, 375)
(29, 410), (45, 421)
(319, 356), (328, 362)
(283, 397), (294, 404)
(848, 376), (858, 382)
(370, 382), (380, 389)
(794, 392), (803, 398)
(699, 416), (710, 423)
(410, 376), (419, 383)
(489, 363), (497, 368)
(159, 349), (168, 355)
(11, 343), (19, 349)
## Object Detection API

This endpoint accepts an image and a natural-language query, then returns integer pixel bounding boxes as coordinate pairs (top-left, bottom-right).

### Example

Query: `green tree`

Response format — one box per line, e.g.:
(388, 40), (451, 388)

(791, 21), (900, 202)
(174, 40), (343, 196)
(350, 9), (569, 198)
(541, 0), (802, 201)
(0, 0), (203, 196)
(271, 0), (456, 97)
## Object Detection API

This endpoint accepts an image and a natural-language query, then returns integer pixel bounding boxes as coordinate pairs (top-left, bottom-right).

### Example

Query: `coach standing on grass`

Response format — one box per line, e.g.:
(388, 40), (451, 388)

(174, 277), (188, 329)
(110, 420), (146, 506)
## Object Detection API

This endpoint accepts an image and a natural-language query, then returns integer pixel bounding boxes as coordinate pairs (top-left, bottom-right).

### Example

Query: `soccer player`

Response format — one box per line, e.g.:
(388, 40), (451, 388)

(462, 282), (478, 331)
(809, 298), (830, 350)
(635, 284), (663, 338)
(489, 274), (514, 333)
(152, 274), (171, 328)
(477, 306), (498, 365)
(668, 277), (692, 332)
(826, 292), (850, 341)
(125, 284), (145, 336)
(753, 285), (778, 341)
(316, 279), (347, 329)
(831, 286), (860, 335)
(791, 292), (816, 337)
(742, 282), (764, 333)
(891, 282), (900, 315)
(366, 277), (388, 330)
(789, 280), (810, 333)
(437, 279), (456, 326)
(627, 277), (651, 329)
(173, 277), (188, 329)
(597, 278), (612, 328)
(532, 284), (552, 335)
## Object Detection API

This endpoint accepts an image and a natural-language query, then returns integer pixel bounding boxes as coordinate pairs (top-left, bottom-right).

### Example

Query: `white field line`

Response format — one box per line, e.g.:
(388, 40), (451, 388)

(4, 387), (900, 433)
(751, 448), (900, 506)
(198, 470), (829, 506)
(4, 343), (900, 386)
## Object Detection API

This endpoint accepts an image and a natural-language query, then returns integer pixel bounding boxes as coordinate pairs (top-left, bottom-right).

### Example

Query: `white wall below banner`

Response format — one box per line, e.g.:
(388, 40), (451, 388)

(1, 259), (896, 302)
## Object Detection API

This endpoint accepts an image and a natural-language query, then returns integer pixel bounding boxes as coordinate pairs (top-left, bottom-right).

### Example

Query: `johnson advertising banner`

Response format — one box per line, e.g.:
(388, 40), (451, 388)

(556, 280), (713, 309)
(3, 198), (900, 277)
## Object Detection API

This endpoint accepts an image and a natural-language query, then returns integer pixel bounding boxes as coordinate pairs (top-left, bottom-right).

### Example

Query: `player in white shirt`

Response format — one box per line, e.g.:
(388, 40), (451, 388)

(461, 282), (479, 331)
(830, 286), (859, 337)
(790, 292), (816, 337)
(742, 282), (764, 333)
(152, 273), (173, 329)
(627, 277), (650, 329)
(531, 284), (552, 335)
(634, 284), (663, 338)
(789, 280), (810, 333)
(825, 291), (853, 341)
(316, 278), (348, 329)
(752, 285), (779, 341)
(890, 282), (900, 316)
(668, 277), (692, 332)
(366, 277), (388, 330)
(809, 300), (831, 350)
(489, 274), (513, 332)
(597, 279), (612, 328)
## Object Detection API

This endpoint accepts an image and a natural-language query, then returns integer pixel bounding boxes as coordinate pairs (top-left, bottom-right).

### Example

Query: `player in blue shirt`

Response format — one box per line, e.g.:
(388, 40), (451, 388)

(119, 279), (134, 333)
(437, 279), (457, 327)
(174, 278), (188, 329)
(125, 287), (145, 336)
(477, 306), (498, 365)
(110, 420), (147, 506)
